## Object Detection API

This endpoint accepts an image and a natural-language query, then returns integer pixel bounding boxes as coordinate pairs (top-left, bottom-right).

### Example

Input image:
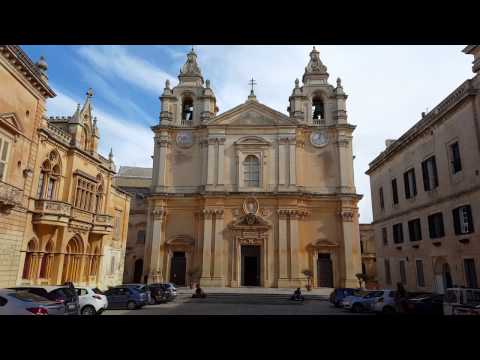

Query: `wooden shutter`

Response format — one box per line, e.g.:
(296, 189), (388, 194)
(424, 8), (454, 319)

(404, 172), (410, 198)
(453, 207), (461, 235)
(432, 156), (439, 188)
(411, 170), (417, 196)
(422, 160), (429, 191)
(392, 178), (398, 204)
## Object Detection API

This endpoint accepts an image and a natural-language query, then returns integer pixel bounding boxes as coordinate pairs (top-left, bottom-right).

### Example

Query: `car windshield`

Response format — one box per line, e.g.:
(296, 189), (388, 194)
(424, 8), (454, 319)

(12, 290), (51, 303)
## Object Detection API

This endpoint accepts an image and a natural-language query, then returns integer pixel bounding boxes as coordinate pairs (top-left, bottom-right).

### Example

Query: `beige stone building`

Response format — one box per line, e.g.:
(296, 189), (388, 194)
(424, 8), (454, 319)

(359, 223), (377, 286)
(366, 46), (480, 293)
(113, 166), (152, 283)
(0, 45), (131, 290)
(137, 47), (362, 289)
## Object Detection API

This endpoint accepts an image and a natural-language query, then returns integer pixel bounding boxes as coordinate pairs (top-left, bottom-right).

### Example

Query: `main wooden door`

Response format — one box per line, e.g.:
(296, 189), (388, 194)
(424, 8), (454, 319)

(170, 252), (186, 286)
(133, 259), (143, 283)
(317, 253), (333, 288)
(241, 245), (260, 286)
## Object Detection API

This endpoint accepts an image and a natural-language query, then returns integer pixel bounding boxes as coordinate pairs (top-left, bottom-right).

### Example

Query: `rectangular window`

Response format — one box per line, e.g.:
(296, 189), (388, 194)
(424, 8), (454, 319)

(428, 212), (445, 239)
(450, 142), (462, 174)
(74, 177), (96, 211)
(416, 260), (425, 287)
(393, 223), (404, 244)
(453, 205), (474, 235)
(464, 259), (478, 288)
(0, 136), (11, 181)
(408, 219), (422, 242)
(391, 178), (399, 205)
(399, 260), (407, 285)
(422, 156), (439, 191)
(379, 187), (385, 210)
(384, 259), (392, 285)
(403, 168), (417, 199)
(382, 227), (388, 246)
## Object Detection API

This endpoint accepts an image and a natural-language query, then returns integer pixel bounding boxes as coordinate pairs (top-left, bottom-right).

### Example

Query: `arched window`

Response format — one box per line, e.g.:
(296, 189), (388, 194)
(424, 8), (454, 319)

(36, 151), (61, 200)
(182, 96), (194, 122)
(22, 239), (37, 280)
(62, 236), (84, 283)
(244, 155), (260, 187)
(39, 241), (54, 279)
(137, 230), (146, 244)
(95, 174), (104, 213)
(312, 94), (325, 123)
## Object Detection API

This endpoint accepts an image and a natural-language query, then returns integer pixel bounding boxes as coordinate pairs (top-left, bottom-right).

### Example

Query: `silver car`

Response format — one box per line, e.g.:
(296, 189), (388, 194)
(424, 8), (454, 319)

(0, 288), (66, 315)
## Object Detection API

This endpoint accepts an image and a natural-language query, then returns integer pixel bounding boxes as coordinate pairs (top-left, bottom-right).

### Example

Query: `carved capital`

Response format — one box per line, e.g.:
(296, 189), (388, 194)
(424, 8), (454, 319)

(278, 137), (290, 145)
(339, 209), (355, 222)
(152, 207), (167, 221)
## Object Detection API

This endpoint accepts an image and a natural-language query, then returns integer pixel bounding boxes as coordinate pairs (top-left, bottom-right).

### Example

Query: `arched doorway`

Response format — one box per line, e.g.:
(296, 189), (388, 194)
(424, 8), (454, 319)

(133, 259), (143, 283)
(62, 236), (84, 284)
(22, 239), (38, 280)
(170, 252), (186, 286)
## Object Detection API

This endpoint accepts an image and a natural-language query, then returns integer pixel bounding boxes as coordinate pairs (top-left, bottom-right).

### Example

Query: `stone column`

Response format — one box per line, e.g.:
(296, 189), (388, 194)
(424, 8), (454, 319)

(36, 254), (44, 281)
(148, 207), (167, 283)
(278, 138), (288, 186)
(289, 138), (296, 186)
(289, 212), (300, 282)
(212, 209), (225, 285)
(277, 209), (289, 286)
(207, 138), (216, 186)
(217, 138), (225, 187)
(200, 210), (214, 281)
(340, 207), (362, 287)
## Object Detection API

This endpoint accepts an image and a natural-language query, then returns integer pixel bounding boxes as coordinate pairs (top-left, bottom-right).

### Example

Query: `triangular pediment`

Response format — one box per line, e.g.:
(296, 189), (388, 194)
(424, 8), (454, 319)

(208, 100), (298, 127)
(0, 112), (24, 135)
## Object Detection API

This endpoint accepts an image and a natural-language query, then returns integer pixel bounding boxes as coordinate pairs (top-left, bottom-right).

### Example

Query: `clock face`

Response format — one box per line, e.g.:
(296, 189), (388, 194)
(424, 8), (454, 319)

(310, 131), (328, 147)
(176, 132), (193, 148)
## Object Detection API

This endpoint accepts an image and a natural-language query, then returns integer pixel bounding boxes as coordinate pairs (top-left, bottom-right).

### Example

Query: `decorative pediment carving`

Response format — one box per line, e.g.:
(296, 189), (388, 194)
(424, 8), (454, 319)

(229, 213), (270, 232)
(0, 112), (24, 135)
(234, 136), (271, 147)
(167, 234), (195, 247)
(309, 239), (338, 250)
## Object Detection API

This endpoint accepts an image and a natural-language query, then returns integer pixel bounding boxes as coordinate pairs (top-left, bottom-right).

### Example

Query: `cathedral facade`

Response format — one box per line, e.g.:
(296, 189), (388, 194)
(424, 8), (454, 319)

(142, 47), (362, 288)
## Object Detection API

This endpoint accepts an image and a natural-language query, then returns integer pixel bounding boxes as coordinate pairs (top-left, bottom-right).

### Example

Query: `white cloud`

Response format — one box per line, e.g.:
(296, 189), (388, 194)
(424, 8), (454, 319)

(77, 45), (176, 95)
(46, 85), (153, 169)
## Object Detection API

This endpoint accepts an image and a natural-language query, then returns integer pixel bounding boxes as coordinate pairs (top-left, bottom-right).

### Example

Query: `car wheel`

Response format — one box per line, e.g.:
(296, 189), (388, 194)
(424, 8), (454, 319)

(127, 301), (136, 310)
(81, 305), (96, 316)
(352, 303), (363, 313)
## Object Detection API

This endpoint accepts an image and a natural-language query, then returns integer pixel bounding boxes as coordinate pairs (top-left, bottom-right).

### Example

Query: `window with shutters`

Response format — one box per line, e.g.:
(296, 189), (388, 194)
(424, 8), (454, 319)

(464, 259), (478, 288)
(0, 135), (11, 181)
(403, 168), (417, 199)
(382, 227), (388, 246)
(450, 142), (462, 174)
(393, 223), (404, 244)
(379, 187), (385, 210)
(422, 156), (439, 191)
(384, 259), (392, 285)
(428, 212), (445, 239)
(399, 260), (407, 285)
(416, 260), (425, 287)
(391, 178), (399, 205)
(453, 205), (474, 235)
(408, 219), (422, 242)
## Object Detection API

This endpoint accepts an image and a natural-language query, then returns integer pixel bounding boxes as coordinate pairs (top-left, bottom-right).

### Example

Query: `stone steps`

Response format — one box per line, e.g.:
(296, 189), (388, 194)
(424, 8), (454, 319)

(180, 292), (329, 305)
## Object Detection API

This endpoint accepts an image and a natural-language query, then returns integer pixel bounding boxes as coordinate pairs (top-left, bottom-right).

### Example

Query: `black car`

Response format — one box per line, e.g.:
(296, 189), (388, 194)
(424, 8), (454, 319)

(329, 288), (361, 307)
(9, 286), (80, 315)
(406, 293), (444, 315)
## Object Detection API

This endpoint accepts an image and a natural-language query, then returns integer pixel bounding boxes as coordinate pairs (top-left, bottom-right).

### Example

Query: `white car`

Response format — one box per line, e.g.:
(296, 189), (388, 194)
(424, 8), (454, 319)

(372, 289), (398, 314)
(75, 287), (108, 315)
(0, 288), (66, 315)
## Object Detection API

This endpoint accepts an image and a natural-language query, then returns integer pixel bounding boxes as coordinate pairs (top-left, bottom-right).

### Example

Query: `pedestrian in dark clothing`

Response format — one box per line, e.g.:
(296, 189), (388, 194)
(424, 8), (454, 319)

(192, 284), (206, 298)
(395, 282), (407, 313)
(290, 288), (304, 301)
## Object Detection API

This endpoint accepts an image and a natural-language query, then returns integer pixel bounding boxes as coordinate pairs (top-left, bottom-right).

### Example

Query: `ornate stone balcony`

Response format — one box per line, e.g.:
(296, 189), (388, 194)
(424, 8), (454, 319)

(91, 213), (113, 234)
(32, 199), (71, 226)
(0, 180), (23, 214)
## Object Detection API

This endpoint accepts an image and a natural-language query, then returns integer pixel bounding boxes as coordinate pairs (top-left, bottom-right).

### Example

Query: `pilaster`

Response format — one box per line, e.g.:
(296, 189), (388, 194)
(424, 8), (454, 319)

(148, 207), (167, 283)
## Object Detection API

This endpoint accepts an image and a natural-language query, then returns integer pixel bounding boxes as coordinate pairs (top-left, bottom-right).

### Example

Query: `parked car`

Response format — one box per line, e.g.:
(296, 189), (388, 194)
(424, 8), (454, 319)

(123, 284), (151, 304)
(0, 288), (66, 315)
(443, 288), (480, 315)
(372, 289), (398, 314)
(9, 286), (80, 315)
(145, 284), (169, 305)
(342, 290), (386, 313)
(405, 293), (444, 315)
(104, 286), (148, 310)
(329, 288), (361, 307)
(75, 287), (108, 315)
(153, 283), (177, 301)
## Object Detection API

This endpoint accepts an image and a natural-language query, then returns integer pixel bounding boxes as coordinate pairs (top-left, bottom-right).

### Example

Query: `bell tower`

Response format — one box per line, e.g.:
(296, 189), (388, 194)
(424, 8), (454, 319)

(159, 47), (218, 127)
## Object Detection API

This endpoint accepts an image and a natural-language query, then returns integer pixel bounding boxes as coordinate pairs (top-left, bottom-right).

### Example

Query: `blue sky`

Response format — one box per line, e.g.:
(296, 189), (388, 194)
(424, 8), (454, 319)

(21, 45), (474, 223)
